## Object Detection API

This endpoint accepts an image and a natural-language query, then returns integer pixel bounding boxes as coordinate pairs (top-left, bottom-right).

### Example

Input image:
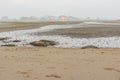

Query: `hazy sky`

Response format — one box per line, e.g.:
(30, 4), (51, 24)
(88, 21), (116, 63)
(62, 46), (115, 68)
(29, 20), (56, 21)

(0, 0), (120, 19)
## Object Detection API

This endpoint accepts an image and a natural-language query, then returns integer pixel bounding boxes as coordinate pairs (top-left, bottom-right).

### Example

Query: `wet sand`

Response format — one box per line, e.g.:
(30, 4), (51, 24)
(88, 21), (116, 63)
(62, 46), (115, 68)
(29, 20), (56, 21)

(0, 21), (82, 32)
(1, 21), (120, 38)
(0, 47), (120, 80)
(37, 26), (120, 38)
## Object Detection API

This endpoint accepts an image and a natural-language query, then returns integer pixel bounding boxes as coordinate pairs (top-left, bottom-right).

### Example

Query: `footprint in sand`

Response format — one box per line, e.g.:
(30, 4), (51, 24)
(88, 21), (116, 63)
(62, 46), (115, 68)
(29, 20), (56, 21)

(0, 67), (5, 70)
(34, 77), (38, 79)
(46, 74), (62, 78)
(38, 55), (44, 56)
(118, 77), (120, 80)
(48, 66), (56, 69)
(17, 71), (31, 78)
(0, 67), (4, 68)
(101, 52), (104, 54)
(104, 67), (120, 72)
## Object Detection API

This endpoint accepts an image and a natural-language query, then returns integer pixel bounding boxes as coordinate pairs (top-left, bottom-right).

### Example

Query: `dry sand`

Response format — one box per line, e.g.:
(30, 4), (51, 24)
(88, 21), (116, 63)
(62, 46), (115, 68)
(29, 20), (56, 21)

(0, 47), (120, 80)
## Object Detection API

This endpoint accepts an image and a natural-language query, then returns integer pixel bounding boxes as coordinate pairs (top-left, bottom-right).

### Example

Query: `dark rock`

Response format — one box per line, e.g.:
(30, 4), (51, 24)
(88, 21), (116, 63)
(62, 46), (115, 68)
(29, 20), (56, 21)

(12, 40), (21, 42)
(81, 45), (99, 49)
(0, 37), (8, 41)
(1, 44), (16, 47)
(30, 40), (56, 47)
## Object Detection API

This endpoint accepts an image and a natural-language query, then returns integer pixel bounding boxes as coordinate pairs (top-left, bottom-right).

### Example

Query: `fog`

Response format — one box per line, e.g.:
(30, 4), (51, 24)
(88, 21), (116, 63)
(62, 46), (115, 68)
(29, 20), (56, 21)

(0, 0), (120, 19)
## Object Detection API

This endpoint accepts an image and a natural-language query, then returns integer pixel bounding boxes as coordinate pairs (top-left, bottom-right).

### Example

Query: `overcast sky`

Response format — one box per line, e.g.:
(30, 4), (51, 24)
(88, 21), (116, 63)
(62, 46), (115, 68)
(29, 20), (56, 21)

(0, 0), (120, 19)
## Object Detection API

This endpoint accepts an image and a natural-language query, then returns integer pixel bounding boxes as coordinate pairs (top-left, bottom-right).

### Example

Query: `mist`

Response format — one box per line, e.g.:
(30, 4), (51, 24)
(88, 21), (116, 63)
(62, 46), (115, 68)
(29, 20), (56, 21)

(0, 0), (120, 19)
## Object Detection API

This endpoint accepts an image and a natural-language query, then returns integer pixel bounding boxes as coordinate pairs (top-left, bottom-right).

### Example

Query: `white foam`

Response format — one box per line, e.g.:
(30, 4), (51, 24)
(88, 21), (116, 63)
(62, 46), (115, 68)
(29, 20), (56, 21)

(84, 21), (120, 26)
(1, 34), (120, 48)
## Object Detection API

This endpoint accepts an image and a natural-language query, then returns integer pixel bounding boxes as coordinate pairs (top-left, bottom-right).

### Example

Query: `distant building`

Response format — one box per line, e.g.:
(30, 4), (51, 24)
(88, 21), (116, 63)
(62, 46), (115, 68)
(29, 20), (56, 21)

(29, 16), (38, 20)
(68, 16), (80, 21)
(24, 15), (80, 21)
(59, 16), (68, 21)
(20, 16), (29, 20)
(20, 16), (38, 21)
(1, 16), (9, 21)
(40, 16), (55, 21)
(86, 17), (91, 20)
(96, 17), (100, 20)
(50, 16), (55, 21)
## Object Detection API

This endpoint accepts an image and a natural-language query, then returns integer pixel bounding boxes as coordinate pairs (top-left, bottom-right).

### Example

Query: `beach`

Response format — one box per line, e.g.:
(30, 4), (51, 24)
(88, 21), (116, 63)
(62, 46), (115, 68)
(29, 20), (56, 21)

(0, 47), (120, 80)
(0, 21), (120, 80)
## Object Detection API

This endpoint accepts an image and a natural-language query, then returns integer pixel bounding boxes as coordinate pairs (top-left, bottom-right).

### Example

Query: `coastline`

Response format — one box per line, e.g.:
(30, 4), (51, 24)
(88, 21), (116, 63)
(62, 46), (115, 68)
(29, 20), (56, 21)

(0, 21), (120, 80)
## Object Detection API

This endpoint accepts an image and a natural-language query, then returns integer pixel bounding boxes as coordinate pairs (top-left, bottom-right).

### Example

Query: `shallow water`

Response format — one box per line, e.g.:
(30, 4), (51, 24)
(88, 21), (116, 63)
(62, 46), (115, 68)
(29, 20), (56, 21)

(0, 22), (120, 48)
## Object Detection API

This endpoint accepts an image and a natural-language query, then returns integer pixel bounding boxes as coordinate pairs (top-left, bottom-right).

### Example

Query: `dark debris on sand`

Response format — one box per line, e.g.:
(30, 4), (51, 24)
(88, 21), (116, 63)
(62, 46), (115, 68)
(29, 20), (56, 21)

(81, 45), (99, 49)
(30, 40), (57, 47)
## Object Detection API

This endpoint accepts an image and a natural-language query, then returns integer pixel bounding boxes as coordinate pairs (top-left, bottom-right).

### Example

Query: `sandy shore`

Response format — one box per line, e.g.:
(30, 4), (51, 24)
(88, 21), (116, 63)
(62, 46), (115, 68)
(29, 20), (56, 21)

(0, 47), (119, 80)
